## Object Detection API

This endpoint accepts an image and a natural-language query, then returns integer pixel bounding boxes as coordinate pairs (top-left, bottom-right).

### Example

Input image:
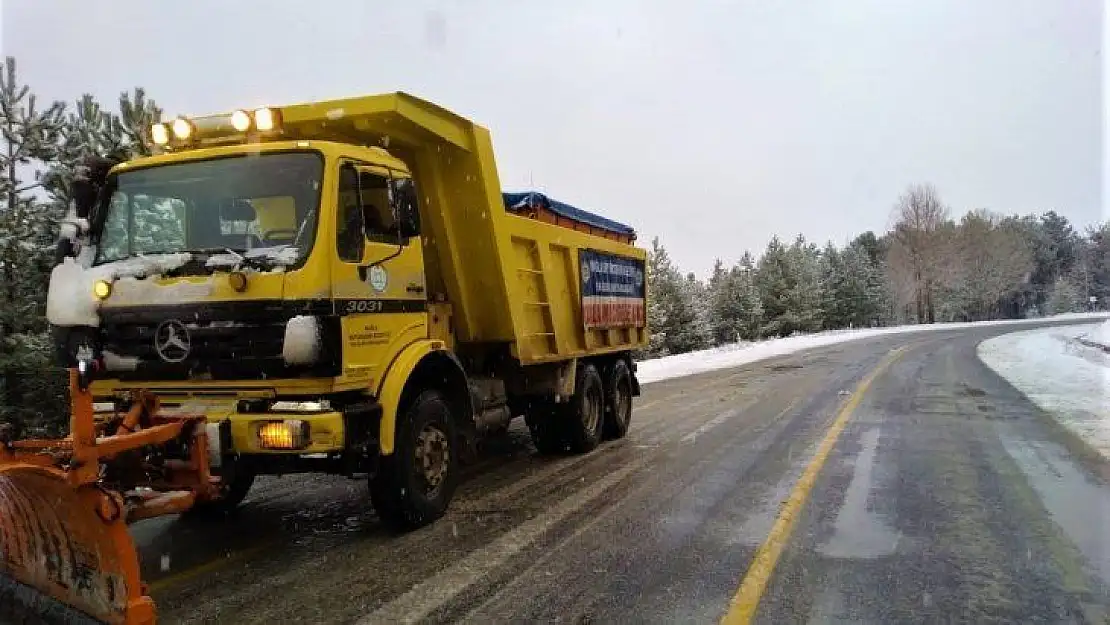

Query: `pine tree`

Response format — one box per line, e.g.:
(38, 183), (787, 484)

(709, 255), (763, 344)
(756, 236), (792, 337)
(42, 94), (129, 215)
(787, 235), (824, 332)
(646, 237), (675, 355)
(708, 259), (739, 344)
(820, 243), (846, 329)
(0, 56), (67, 434)
(843, 241), (888, 327)
(645, 238), (709, 355)
(0, 56), (65, 336)
(119, 88), (161, 157)
(737, 251), (763, 339)
(681, 271), (713, 350)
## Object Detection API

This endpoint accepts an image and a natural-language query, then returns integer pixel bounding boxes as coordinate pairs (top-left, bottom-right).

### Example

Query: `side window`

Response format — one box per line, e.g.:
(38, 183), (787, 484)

(336, 165), (364, 263)
(357, 170), (396, 244)
(391, 177), (421, 238)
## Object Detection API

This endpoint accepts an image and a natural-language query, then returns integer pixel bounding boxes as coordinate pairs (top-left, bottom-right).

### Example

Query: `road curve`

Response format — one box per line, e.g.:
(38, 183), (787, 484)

(125, 320), (1110, 624)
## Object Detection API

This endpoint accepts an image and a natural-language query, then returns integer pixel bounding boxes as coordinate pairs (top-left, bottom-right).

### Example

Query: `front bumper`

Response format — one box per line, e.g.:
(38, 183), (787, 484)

(96, 400), (346, 454)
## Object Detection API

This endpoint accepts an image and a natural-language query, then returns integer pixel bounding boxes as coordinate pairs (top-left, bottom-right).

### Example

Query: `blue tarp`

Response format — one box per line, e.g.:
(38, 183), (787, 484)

(502, 192), (635, 237)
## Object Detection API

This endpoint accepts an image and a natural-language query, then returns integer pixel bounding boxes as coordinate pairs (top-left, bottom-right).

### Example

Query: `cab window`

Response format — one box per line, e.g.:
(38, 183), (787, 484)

(336, 165), (363, 263)
(357, 170), (397, 244)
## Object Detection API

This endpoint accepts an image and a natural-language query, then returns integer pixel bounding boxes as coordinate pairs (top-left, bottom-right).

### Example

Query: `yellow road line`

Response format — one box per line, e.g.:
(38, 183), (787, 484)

(719, 345), (910, 625)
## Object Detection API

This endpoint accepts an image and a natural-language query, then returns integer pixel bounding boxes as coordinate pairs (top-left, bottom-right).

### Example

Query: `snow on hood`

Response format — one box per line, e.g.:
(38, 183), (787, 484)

(46, 253), (200, 327)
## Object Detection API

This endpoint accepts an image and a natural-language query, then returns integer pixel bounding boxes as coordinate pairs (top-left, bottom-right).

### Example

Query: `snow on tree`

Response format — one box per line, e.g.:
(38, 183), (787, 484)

(0, 56), (68, 434)
(756, 235), (823, 337)
(948, 210), (1034, 321)
(819, 243), (846, 329)
(645, 237), (708, 356)
(821, 240), (889, 329)
(737, 251), (763, 339)
(681, 271), (713, 350)
(709, 255), (763, 344)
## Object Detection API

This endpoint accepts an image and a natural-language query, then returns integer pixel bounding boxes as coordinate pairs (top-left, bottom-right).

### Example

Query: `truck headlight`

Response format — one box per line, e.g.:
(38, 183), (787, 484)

(257, 420), (309, 450)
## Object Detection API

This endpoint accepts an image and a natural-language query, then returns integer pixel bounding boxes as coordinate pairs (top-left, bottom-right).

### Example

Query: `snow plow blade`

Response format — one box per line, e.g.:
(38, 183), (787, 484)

(0, 365), (220, 624)
(0, 465), (151, 624)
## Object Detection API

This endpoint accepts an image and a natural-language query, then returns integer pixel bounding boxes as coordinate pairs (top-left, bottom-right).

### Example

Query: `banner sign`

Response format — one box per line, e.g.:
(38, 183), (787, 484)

(579, 249), (646, 329)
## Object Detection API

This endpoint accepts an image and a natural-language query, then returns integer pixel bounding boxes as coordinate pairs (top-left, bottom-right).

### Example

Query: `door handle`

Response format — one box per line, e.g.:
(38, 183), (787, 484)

(406, 284), (425, 294)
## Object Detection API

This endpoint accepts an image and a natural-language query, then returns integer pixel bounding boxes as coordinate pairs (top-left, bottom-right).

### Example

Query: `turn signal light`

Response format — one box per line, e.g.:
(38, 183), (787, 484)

(93, 279), (112, 300)
(257, 420), (308, 450)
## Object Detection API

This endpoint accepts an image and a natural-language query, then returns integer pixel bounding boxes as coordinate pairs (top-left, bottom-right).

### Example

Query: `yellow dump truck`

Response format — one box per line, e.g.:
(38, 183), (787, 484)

(0, 93), (647, 624)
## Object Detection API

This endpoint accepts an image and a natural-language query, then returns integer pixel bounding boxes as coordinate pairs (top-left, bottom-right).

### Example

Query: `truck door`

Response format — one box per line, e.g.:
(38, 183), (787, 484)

(332, 162), (426, 386)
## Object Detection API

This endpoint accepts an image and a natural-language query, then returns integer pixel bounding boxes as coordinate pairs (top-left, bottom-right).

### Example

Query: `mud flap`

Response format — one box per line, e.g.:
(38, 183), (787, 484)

(0, 464), (154, 624)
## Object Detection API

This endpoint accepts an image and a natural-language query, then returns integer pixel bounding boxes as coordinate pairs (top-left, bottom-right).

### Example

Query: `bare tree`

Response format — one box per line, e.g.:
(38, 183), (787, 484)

(885, 183), (951, 323)
(952, 210), (1034, 320)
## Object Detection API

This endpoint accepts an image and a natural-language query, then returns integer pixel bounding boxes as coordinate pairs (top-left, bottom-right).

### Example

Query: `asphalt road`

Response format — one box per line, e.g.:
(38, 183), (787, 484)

(124, 320), (1110, 624)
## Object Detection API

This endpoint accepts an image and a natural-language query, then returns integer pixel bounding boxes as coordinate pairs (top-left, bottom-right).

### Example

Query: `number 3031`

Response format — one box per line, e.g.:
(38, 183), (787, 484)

(346, 300), (384, 313)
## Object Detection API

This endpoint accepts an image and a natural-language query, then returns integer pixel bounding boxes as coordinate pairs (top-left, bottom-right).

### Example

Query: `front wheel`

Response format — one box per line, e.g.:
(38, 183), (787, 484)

(186, 465), (256, 518)
(371, 390), (459, 530)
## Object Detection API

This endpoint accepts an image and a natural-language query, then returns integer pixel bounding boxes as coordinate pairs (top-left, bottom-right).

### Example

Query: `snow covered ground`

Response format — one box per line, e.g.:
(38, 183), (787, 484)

(637, 312), (1108, 385)
(978, 321), (1110, 458)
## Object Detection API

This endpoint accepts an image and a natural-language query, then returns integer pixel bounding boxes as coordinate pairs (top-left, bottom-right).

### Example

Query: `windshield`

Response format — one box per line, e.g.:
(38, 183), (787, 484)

(94, 151), (323, 267)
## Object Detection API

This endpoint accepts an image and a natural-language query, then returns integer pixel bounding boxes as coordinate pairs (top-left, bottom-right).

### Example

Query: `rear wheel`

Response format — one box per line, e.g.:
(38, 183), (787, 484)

(371, 390), (458, 530)
(603, 359), (633, 440)
(565, 363), (605, 454)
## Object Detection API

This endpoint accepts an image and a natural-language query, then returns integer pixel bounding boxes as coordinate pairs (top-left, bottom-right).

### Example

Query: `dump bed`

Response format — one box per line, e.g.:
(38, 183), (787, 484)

(278, 92), (647, 363)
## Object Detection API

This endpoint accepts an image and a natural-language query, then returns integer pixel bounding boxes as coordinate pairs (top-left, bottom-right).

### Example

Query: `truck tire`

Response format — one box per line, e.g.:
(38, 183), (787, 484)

(565, 363), (605, 454)
(526, 403), (567, 455)
(603, 359), (633, 440)
(371, 390), (459, 530)
(186, 468), (256, 518)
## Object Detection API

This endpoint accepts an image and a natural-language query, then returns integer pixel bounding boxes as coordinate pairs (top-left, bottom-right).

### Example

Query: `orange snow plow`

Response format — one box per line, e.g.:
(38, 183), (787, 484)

(0, 361), (218, 624)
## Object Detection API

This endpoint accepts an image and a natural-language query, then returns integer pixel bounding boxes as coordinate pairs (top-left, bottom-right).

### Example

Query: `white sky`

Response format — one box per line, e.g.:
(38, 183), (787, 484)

(1, 0), (1104, 276)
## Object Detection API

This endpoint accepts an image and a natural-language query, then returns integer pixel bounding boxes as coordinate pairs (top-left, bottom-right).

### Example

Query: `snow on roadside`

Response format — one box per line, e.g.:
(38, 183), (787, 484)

(1081, 320), (1110, 350)
(637, 312), (1109, 385)
(978, 324), (1110, 458)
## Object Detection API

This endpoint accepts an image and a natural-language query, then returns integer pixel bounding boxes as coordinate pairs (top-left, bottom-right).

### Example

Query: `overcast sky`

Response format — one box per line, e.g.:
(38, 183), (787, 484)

(1, 0), (1104, 276)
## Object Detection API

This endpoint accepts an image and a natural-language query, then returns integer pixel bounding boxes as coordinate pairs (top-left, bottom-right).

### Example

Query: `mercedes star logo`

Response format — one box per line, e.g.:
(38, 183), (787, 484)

(154, 319), (191, 363)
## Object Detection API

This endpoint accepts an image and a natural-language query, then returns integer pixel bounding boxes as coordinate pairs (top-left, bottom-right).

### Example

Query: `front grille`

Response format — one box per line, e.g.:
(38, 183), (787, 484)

(99, 301), (339, 381)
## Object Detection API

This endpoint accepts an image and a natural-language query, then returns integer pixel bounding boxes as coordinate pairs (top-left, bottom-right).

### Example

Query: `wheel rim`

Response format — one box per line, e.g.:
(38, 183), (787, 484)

(615, 375), (632, 427)
(583, 386), (602, 434)
(415, 423), (450, 495)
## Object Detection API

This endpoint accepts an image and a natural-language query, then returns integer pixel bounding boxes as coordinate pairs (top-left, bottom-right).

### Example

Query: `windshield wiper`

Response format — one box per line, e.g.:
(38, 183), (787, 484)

(190, 248), (273, 271)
